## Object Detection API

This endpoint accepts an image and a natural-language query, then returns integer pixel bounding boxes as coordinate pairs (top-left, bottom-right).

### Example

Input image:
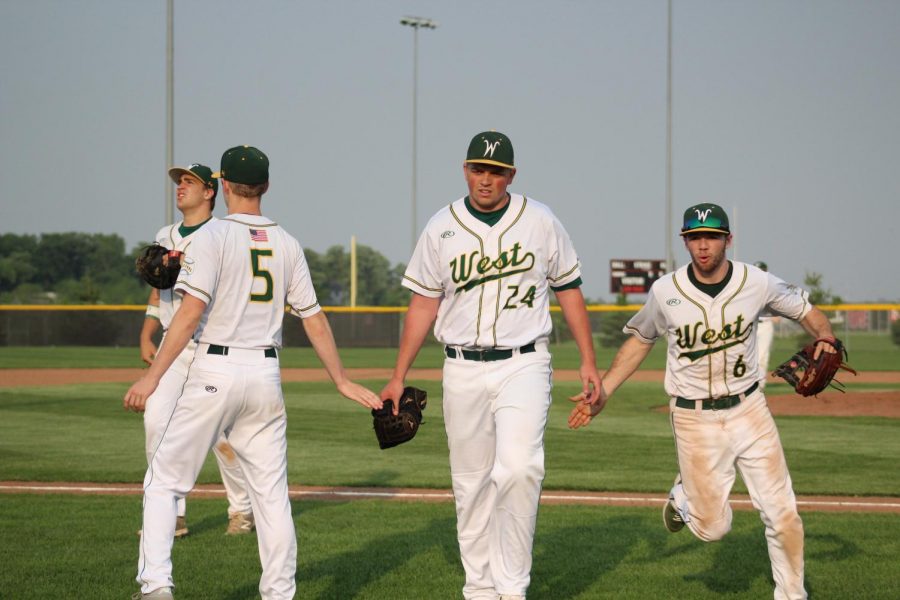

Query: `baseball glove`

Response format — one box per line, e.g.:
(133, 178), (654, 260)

(772, 337), (857, 397)
(372, 386), (427, 450)
(135, 244), (183, 289)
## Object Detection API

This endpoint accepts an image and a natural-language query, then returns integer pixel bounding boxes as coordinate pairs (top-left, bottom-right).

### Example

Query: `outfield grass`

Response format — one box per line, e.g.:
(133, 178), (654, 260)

(0, 331), (897, 370)
(1, 345), (898, 599)
(0, 494), (897, 599)
(1, 380), (898, 497)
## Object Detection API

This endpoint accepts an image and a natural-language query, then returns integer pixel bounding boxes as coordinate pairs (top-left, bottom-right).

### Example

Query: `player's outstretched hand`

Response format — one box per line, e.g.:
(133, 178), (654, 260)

(813, 337), (839, 360)
(123, 375), (161, 413)
(379, 379), (405, 415)
(337, 380), (383, 410)
(567, 385), (608, 429)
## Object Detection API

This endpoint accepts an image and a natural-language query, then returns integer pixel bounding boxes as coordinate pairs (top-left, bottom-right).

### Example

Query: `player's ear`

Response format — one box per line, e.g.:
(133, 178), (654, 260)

(507, 167), (516, 183)
(725, 234), (733, 249)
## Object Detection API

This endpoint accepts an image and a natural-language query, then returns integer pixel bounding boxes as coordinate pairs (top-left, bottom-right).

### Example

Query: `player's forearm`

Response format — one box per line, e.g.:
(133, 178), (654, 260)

(301, 312), (350, 385)
(799, 306), (835, 339)
(391, 294), (440, 382)
(140, 289), (161, 342)
(602, 336), (654, 396)
(554, 287), (597, 366)
(140, 316), (161, 343)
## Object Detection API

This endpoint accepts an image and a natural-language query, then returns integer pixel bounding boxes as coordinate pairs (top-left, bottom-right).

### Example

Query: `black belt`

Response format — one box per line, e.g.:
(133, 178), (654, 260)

(207, 344), (277, 359)
(445, 342), (536, 362)
(675, 382), (759, 411)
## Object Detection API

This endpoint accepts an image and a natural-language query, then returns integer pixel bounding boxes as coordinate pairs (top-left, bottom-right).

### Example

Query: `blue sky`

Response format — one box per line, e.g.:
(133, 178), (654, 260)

(2, 0), (898, 301)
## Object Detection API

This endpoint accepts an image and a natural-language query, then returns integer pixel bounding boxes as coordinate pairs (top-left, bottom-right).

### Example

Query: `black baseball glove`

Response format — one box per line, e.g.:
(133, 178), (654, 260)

(372, 386), (427, 449)
(772, 337), (857, 397)
(135, 244), (183, 290)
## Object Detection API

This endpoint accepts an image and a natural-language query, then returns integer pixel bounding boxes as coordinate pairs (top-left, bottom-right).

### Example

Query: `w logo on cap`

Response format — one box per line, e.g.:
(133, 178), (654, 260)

(694, 208), (713, 222)
(483, 140), (502, 157)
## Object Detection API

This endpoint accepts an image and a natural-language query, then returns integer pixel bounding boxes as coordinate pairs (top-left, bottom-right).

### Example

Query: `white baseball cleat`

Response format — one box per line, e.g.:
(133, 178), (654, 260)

(226, 511), (255, 535)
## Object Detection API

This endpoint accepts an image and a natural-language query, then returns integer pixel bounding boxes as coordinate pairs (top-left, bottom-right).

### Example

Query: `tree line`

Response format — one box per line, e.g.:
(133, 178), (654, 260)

(0, 233), (409, 306)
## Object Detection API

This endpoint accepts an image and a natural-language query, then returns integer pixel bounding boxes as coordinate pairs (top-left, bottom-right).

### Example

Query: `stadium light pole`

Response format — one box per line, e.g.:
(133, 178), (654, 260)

(165, 0), (174, 225)
(665, 0), (674, 273)
(400, 16), (438, 253)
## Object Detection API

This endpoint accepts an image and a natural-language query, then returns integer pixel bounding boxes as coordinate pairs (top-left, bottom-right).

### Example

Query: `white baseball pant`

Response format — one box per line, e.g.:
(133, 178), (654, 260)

(669, 389), (806, 600)
(138, 344), (296, 599)
(442, 346), (552, 599)
(143, 336), (252, 516)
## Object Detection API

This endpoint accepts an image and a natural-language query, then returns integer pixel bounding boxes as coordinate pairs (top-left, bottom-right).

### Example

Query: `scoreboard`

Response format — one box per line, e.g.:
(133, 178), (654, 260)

(609, 259), (668, 294)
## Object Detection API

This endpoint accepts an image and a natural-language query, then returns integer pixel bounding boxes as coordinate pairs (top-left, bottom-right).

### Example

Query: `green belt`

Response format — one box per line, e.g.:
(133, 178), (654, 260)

(675, 381), (759, 411)
(207, 344), (277, 359)
(445, 342), (536, 362)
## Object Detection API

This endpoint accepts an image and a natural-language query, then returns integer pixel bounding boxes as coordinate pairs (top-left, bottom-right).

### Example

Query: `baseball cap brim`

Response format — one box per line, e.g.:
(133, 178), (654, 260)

(168, 167), (204, 185)
(680, 226), (730, 236)
(464, 158), (515, 169)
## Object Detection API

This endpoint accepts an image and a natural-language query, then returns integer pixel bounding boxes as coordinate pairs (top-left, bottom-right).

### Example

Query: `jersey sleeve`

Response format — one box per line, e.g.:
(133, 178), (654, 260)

(173, 227), (216, 305)
(623, 288), (665, 343)
(286, 245), (321, 318)
(402, 224), (444, 298)
(545, 212), (581, 288)
(765, 273), (811, 321)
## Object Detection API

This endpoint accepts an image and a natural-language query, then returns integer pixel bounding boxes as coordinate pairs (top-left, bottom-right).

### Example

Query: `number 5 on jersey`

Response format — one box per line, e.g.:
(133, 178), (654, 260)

(250, 249), (274, 302)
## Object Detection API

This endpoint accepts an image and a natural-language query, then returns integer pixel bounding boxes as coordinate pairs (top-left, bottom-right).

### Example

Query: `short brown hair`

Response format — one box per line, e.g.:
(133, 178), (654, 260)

(228, 181), (268, 198)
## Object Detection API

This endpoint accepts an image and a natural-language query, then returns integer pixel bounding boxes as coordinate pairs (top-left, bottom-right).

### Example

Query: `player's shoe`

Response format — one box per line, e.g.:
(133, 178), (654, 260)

(663, 474), (685, 533)
(226, 511), (255, 535)
(131, 587), (174, 599)
(174, 515), (189, 538)
(137, 516), (188, 539)
(663, 498), (685, 533)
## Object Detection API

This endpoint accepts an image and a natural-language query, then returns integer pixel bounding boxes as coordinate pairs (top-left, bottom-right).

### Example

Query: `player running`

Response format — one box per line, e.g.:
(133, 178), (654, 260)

(570, 203), (838, 600)
(382, 131), (601, 600)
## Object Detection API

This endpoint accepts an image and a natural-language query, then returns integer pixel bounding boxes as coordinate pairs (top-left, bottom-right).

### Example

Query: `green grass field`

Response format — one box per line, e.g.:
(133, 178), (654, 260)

(0, 339), (898, 598)
(1, 331), (897, 370)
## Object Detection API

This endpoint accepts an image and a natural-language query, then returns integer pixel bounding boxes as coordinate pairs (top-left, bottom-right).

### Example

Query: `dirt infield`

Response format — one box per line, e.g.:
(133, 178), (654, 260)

(2, 368), (898, 417)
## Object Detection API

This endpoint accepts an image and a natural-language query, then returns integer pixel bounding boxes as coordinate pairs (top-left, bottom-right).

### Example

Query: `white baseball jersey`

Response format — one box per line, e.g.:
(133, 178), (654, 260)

(625, 261), (810, 399)
(402, 194), (581, 348)
(174, 214), (320, 348)
(153, 218), (216, 328)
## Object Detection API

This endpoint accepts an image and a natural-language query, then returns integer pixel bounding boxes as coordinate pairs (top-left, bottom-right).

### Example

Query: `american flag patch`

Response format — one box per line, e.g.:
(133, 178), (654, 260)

(250, 228), (268, 242)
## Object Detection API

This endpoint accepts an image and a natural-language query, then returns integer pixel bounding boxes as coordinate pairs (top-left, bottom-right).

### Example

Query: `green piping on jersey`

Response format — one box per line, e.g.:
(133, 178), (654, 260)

(449, 203), (487, 346)
(223, 217), (278, 228)
(402, 274), (442, 293)
(492, 197), (528, 346)
(174, 280), (211, 303)
(717, 264), (749, 395)
(291, 301), (320, 314)
(672, 273), (714, 398)
(549, 262), (579, 283)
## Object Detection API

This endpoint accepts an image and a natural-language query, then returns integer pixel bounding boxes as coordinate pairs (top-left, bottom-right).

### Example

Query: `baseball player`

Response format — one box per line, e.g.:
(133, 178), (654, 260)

(754, 261), (776, 389)
(570, 203), (839, 600)
(124, 146), (381, 600)
(381, 131), (601, 600)
(138, 163), (254, 538)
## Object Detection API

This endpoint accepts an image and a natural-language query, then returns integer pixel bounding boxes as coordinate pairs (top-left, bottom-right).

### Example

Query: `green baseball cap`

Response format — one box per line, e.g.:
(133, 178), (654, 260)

(680, 203), (730, 236)
(168, 163), (218, 194)
(213, 145), (269, 184)
(465, 131), (514, 169)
